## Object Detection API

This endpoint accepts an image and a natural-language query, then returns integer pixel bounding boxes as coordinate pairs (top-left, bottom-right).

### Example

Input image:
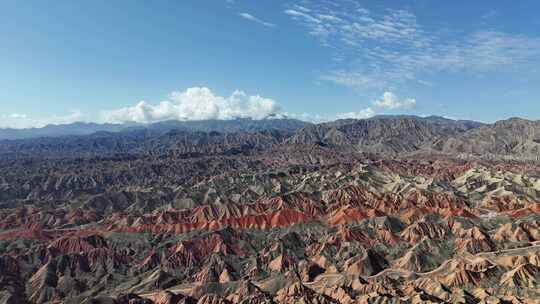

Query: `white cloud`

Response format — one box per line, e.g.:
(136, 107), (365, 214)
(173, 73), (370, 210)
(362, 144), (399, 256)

(336, 108), (375, 120)
(239, 13), (276, 28)
(102, 87), (281, 123)
(284, 109), (375, 122)
(321, 71), (394, 90)
(292, 5), (311, 13)
(286, 2), (540, 89)
(331, 92), (416, 121)
(53, 110), (83, 125)
(285, 9), (321, 24)
(283, 112), (329, 123)
(373, 92), (416, 109)
(9, 113), (28, 119)
(0, 110), (83, 129)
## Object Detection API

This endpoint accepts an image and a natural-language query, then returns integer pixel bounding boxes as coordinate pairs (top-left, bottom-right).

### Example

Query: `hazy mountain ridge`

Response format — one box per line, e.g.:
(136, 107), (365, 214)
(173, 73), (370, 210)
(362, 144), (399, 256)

(3, 116), (540, 160)
(0, 118), (311, 140)
(0, 122), (129, 140)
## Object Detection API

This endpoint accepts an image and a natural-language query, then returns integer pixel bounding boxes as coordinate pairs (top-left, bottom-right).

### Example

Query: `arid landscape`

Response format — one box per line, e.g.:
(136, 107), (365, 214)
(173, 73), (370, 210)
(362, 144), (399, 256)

(3, 0), (540, 302)
(2, 116), (540, 303)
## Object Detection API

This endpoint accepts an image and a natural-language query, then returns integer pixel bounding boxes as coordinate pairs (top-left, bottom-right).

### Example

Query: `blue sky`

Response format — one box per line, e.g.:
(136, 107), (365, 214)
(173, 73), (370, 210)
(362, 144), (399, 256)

(1, 0), (540, 128)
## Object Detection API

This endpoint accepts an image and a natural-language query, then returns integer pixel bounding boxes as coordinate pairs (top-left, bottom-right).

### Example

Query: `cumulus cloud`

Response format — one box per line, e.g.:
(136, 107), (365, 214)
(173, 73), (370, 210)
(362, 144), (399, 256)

(239, 13), (276, 28)
(373, 92), (416, 109)
(102, 87), (281, 123)
(0, 110), (83, 129)
(328, 92), (416, 122)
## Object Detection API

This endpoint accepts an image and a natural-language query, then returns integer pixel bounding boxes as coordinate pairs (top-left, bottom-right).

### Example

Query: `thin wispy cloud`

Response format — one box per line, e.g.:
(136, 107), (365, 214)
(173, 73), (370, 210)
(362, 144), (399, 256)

(286, 1), (540, 89)
(239, 12), (276, 28)
(482, 10), (498, 20)
(285, 9), (321, 24)
(9, 113), (28, 119)
(0, 110), (83, 129)
(335, 108), (375, 120)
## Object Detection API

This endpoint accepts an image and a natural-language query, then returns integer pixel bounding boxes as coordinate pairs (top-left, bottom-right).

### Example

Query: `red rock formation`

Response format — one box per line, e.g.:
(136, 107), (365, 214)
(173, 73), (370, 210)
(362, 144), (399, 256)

(327, 206), (384, 226)
(48, 234), (108, 254)
(166, 231), (244, 269)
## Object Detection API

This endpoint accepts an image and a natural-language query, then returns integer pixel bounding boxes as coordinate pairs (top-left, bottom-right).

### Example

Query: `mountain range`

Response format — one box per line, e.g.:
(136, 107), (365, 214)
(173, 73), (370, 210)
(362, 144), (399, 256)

(2, 115), (540, 303)
(0, 118), (310, 140)
(2, 115), (540, 160)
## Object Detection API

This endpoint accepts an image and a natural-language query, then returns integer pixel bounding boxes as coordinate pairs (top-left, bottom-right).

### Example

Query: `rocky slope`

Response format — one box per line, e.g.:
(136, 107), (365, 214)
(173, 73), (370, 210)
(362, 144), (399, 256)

(287, 116), (482, 153)
(1, 116), (540, 303)
(433, 118), (540, 159)
(5, 116), (540, 160)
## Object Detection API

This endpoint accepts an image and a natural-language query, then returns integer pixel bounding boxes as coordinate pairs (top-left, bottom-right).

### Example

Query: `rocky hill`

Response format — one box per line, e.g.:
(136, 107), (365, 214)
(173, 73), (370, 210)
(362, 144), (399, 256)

(287, 116), (482, 153)
(0, 118), (310, 140)
(433, 117), (540, 159)
(1, 116), (540, 303)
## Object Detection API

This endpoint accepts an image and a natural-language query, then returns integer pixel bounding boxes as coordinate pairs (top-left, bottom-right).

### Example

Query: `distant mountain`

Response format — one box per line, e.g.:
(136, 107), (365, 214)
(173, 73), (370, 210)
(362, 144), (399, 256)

(0, 118), (309, 159)
(0, 118), (311, 140)
(141, 118), (311, 134)
(0, 128), (290, 159)
(7, 115), (540, 160)
(0, 122), (128, 140)
(287, 116), (483, 153)
(433, 117), (540, 158)
(410, 115), (484, 130)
